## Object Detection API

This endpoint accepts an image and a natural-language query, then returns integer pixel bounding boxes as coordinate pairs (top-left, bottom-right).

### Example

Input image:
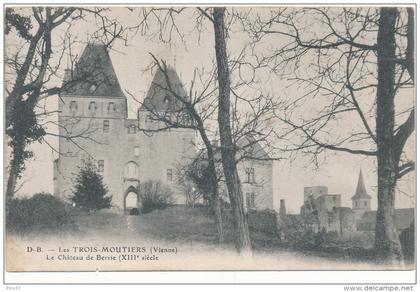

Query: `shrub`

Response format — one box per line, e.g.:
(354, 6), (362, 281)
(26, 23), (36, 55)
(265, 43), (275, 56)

(138, 180), (174, 214)
(247, 209), (279, 237)
(400, 222), (414, 261)
(6, 192), (77, 234)
(70, 160), (112, 212)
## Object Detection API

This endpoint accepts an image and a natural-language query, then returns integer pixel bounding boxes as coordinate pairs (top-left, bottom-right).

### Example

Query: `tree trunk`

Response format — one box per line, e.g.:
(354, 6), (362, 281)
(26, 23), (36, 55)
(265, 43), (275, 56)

(213, 7), (252, 254)
(374, 7), (403, 265)
(207, 155), (224, 244)
(199, 127), (224, 244)
(212, 189), (224, 244)
(6, 156), (19, 200)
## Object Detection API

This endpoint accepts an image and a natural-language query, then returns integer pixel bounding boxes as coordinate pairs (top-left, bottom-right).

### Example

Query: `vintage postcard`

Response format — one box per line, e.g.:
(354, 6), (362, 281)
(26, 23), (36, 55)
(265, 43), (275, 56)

(3, 4), (416, 280)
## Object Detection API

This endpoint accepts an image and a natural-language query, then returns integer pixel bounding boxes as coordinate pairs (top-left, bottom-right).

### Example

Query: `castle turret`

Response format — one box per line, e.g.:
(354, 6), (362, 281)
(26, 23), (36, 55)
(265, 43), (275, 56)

(138, 66), (189, 130)
(351, 170), (371, 218)
(55, 43), (127, 202)
(62, 43), (126, 100)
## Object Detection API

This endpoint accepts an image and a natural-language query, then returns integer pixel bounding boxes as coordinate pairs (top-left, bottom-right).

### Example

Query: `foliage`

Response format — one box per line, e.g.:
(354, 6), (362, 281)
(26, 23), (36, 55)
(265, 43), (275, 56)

(6, 99), (46, 179)
(138, 180), (173, 214)
(179, 155), (224, 204)
(177, 160), (209, 204)
(247, 209), (279, 237)
(5, 7), (33, 40)
(70, 160), (112, 212)
(6, 9), (46, 178)
(400, 222), (414, 261)
(6, 192), (77, 234)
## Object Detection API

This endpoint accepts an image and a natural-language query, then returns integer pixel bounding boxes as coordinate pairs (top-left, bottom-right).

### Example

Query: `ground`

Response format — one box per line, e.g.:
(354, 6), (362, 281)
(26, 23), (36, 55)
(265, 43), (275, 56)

(6, 206), (413, 271)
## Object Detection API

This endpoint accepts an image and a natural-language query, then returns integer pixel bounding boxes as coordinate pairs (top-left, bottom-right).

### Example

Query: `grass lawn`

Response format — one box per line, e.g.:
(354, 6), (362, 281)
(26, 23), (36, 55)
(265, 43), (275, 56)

(7, 205), (413, 271)
(128, 205), (282, 250)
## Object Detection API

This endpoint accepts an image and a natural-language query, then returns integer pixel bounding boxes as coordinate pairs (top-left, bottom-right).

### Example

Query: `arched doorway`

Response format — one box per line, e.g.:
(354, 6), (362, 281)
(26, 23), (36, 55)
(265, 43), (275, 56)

(124, 186), (140, 215)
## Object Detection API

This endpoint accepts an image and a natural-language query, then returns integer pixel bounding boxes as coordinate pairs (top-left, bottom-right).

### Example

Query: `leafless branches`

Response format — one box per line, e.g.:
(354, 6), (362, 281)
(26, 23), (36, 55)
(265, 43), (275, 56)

(240, 7), (414, 176)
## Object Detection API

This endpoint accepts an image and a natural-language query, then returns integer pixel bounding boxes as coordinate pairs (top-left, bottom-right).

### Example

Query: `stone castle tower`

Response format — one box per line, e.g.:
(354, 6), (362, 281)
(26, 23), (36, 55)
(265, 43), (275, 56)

(351, 169), (372, 219)
(53, 43), (196, 213)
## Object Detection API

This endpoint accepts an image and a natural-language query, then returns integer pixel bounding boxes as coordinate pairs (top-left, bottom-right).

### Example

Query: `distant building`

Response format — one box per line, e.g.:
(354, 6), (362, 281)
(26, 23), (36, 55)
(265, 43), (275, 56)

(295, 170), (414, 238)
(303, 186), (328, 202)
(351, 170), (372, 219)
(300, 186), (347, 234)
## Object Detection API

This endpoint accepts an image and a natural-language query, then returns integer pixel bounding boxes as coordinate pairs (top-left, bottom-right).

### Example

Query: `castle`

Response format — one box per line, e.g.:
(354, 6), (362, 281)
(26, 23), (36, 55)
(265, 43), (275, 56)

(53, 44), (277, 213)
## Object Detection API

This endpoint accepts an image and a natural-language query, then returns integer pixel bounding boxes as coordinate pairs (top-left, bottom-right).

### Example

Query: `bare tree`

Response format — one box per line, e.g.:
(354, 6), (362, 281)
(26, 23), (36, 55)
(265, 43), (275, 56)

(213, 7), (252, 254)
(245, 7), (414, 263)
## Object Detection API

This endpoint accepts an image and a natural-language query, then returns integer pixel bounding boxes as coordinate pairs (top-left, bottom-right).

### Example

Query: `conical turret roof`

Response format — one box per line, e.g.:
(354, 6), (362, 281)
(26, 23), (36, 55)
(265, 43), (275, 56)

(139, 66), (188, 112)
(236, 135), (271, 160)
(351, 169), (371, 200)
(62, 43), (124, 97)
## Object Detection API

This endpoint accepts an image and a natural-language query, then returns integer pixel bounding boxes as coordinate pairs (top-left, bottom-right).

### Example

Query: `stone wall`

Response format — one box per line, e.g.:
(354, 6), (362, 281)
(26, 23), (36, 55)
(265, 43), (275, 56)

(303, 186), (328, 202)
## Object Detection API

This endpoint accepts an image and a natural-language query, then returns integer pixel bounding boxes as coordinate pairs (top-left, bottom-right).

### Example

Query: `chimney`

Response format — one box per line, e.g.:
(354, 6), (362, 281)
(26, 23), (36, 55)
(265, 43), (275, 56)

(280, 199), (286, 218)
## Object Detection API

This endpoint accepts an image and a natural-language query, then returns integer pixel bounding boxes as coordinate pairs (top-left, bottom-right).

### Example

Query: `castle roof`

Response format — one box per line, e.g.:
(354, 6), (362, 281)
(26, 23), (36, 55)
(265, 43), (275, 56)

(195, 134), (271, 164)
(351, 169), (371, 200)
(139, 66), (188, 112)
(357, 208), (414, 231)
(62, 43), (125, 98)
(236, 135), (271, 160)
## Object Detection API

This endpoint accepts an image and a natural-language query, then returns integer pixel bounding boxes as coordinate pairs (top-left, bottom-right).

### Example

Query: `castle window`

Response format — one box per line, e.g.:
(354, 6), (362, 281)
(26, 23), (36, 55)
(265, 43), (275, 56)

(88, 101), (97, 113)
(108, 102), (116, 112)
(364, 201), (367, 207)
(128, 125), (137, 134)
(167, 169), (173, 181)
(245, 168), (255, 183)
(163, 95), (171, 104)
(98, 160), (104, 173)
(124, 162), (138, 179)
(69, 101), (78, 112)
(355, 201), (358, 207)
(246, 192), (256, 209)
(134, 146), (140, 156)
(103, 120), (109, 133)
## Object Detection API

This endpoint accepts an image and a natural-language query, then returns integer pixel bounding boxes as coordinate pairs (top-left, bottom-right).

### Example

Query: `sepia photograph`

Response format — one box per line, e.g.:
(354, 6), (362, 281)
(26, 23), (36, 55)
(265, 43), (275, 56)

(3, 4), (416, 283)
